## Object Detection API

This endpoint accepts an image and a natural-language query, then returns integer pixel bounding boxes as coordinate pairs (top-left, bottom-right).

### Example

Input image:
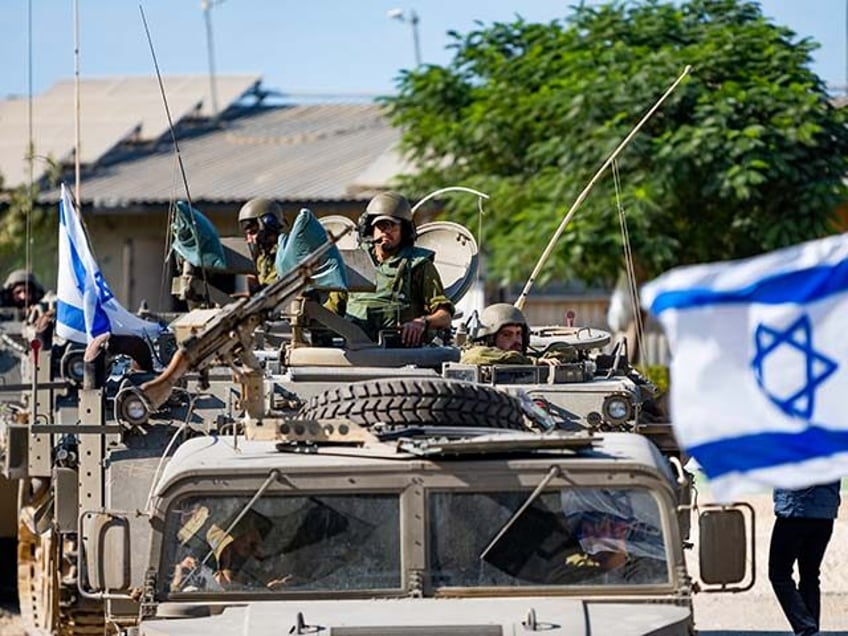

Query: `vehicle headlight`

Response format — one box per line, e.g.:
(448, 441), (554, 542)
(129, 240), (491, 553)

(602, 395), (633, 424)
(60, 348), (85, 386)
(116, 389), (150, 427)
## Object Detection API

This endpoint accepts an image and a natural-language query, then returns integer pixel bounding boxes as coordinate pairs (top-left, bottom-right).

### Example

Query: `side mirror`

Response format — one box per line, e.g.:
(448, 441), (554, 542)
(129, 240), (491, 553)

(698, 502), (755, 592)
(80, 511), (131, 593)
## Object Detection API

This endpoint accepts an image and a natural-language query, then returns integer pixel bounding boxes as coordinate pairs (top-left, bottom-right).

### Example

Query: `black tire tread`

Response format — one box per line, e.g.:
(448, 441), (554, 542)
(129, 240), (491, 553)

(299, 378), (526, 429)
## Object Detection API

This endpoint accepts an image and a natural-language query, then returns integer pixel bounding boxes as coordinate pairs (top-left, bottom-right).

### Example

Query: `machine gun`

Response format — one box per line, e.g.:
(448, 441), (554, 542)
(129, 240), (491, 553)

(115, 240), (334, 426)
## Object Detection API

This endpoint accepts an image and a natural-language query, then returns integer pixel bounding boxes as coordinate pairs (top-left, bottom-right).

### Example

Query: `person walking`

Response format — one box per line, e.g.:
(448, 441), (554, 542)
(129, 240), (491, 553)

(769, 481), (842, 636)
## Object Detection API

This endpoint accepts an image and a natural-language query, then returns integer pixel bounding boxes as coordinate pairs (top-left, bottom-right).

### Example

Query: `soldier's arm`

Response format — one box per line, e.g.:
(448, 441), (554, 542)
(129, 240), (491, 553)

(419, 261), (454, 328)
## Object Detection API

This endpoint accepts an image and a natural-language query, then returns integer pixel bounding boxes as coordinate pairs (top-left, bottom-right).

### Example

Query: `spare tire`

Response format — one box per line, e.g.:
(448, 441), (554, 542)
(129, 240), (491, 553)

(299, 378), (527, 430)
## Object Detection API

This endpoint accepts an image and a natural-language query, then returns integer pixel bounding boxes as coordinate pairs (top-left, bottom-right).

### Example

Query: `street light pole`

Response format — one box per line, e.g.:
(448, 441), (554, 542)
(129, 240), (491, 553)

(409, 9), (421, 68)
(388, 8), (422, 67)
(201, 0), (223, 118)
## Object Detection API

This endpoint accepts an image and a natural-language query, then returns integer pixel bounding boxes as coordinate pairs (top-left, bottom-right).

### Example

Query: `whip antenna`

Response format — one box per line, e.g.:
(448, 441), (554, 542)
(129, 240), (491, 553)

(139, 4), (194, 206)
(140, 3), (213, 306)
(514, 65), (692, 311)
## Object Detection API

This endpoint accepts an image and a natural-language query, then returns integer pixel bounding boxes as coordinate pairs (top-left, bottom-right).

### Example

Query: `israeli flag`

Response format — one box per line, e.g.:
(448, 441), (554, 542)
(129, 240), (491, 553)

(56, 184), (163, 344)
(642, 233), (848, 501)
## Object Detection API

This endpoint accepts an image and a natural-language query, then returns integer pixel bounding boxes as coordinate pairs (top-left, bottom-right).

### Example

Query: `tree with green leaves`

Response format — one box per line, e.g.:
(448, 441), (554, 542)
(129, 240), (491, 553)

(0, 183), (59, 291)
(383, 0), (848, 289)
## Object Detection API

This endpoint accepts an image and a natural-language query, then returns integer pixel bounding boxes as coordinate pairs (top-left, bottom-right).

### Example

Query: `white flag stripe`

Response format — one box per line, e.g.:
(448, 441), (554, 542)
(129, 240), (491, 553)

(641, 232), (848, 501)
(55, 184), (162, 344)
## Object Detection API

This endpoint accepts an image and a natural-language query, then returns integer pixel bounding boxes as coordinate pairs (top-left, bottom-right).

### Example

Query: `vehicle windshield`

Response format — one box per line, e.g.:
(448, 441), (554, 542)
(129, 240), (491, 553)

(162, 493), (400, 595)
(429, 487), (669, 588)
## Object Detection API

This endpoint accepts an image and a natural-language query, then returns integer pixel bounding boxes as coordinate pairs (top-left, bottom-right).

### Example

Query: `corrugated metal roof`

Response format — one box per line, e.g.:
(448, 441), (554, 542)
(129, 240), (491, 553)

(0, 75), (260, 187)
(70, 103), (406, 206)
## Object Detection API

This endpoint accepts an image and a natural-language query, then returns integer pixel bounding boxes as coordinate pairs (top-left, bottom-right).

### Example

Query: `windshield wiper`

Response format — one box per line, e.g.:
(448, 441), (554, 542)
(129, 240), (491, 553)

(177, 469), (281, 591)
(479, 465), (564, 563)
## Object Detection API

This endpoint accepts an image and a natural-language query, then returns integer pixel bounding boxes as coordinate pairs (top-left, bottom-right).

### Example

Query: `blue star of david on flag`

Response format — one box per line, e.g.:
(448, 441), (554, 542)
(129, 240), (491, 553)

(751, 314), (838, 421)
(641, 231), (848, 499)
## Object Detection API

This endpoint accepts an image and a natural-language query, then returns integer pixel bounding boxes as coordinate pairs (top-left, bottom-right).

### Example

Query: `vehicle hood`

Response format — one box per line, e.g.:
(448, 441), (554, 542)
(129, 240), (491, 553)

(140, 597), (691, 635)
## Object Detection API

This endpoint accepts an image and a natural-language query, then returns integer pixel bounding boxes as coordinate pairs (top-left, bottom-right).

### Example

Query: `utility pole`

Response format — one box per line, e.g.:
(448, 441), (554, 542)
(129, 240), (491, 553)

(388, 8), (422, 67)
(201, 0), (224, 118)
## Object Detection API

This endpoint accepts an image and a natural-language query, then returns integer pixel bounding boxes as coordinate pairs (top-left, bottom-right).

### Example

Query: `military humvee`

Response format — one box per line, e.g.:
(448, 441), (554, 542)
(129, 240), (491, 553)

(81, 423), (751, 636)
(1, 219), (751, 635)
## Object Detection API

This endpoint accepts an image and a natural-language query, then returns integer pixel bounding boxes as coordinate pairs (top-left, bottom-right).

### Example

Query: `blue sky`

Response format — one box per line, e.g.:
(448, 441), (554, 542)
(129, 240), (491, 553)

(0, 1), (844, 99)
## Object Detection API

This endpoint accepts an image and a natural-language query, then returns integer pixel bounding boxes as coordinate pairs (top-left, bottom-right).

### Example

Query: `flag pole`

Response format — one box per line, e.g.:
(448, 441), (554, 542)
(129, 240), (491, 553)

(73, 0), (81, 204)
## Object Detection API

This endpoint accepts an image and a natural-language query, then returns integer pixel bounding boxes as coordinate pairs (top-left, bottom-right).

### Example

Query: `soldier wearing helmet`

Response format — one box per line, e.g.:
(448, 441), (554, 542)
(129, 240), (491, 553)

(460, 303), (578, 366)
(2, 269), (45, 310)
(171, 507), (289, 591)
(460, 303), (534, 364)
(325, 191), (453, 346)
(552, 488), (667, 585)
(238, 198), (287, 292)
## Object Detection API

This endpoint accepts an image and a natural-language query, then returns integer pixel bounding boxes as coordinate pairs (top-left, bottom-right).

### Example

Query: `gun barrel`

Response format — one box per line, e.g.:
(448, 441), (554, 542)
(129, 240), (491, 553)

(139, 240), (335, 410)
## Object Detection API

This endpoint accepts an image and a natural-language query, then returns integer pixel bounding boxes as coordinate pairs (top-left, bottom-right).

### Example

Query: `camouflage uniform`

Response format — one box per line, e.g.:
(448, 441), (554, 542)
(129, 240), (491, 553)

(459, 345), (534, 365)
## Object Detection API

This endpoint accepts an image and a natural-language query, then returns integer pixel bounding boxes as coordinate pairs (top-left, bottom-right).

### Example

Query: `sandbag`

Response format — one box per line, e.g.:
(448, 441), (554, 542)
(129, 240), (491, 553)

(171, 201), (227, 270)
(275, 208), (347, 291)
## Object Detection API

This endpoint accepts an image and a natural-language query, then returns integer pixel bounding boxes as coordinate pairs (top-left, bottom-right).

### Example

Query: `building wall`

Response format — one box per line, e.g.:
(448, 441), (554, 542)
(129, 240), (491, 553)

(83, 201), (368, 312)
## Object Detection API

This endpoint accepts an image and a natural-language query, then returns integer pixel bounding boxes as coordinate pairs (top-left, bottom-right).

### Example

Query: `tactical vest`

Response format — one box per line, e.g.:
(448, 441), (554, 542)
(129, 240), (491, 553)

(346, 245), (434, 338)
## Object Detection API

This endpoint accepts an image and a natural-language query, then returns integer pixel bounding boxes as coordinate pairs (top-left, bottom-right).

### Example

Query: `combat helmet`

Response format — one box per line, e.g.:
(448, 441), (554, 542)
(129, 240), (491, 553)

(359, 191), (416, 245)
(238, 198), (285, 233)
(472, 303), (530, 350)
(4, 269), (44, 293)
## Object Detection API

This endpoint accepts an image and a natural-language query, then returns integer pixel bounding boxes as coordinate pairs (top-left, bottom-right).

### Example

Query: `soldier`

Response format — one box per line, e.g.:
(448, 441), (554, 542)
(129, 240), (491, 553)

(238, 198), (287, 293)
(325, 191), (453, 346)
(552, 489), (667, 586)
(172, 507), (289, 591)
(460, 303), (533, 364)
(461, 303), (579, 366)
(1, 269), (45, 310)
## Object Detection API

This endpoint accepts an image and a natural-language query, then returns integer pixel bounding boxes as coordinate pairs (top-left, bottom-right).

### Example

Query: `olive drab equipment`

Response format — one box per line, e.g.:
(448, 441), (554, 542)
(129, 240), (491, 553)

(344, 246), (436, 340)
(357, 191), (416, 245)
(472, 303), (531, 351)
(238, 198), (285, 235)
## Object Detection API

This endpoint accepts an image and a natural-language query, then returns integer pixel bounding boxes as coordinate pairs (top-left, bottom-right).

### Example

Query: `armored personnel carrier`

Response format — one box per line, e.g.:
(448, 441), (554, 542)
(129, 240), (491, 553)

(1, 217), (750, 635)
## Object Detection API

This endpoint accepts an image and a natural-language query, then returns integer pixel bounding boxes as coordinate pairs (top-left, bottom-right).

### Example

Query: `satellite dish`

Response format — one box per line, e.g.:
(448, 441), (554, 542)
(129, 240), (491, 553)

(319, 215), (358, 250)
(415, 221), (479, 305)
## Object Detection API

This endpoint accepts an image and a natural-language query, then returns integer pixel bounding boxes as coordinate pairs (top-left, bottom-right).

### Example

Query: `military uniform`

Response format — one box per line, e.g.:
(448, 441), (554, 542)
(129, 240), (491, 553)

(549, 549), (667, 585)
(326, 245), (453, 342)
(459, 345), (534, 365)
(254, 245), (279, 287)
(460, 342), (578, 365)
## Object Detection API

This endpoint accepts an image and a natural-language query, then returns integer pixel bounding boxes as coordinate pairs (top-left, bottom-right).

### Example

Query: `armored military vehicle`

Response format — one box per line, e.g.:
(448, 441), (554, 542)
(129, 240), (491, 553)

(81, 423), (752, 636)
(1, 213), (749, 635)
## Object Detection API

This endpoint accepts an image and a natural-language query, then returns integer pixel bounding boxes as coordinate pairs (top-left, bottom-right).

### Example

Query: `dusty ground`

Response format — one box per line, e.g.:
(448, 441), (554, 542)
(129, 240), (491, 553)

(1, 492), (846, 635)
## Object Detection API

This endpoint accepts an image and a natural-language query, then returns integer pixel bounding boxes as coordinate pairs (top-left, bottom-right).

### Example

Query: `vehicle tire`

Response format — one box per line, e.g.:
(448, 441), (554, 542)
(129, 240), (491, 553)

(17, 481), (104, 636)
(299, 378), (527, 429)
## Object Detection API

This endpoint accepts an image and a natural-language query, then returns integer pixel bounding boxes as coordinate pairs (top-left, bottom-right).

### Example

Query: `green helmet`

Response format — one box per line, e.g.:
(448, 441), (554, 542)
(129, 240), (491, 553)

(3, 269), (43, 293)
(360, 191), (415, 246)
(473, 303), (530, 349)
(364, 191), (413, 224)
(238, 198), (285, 232)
